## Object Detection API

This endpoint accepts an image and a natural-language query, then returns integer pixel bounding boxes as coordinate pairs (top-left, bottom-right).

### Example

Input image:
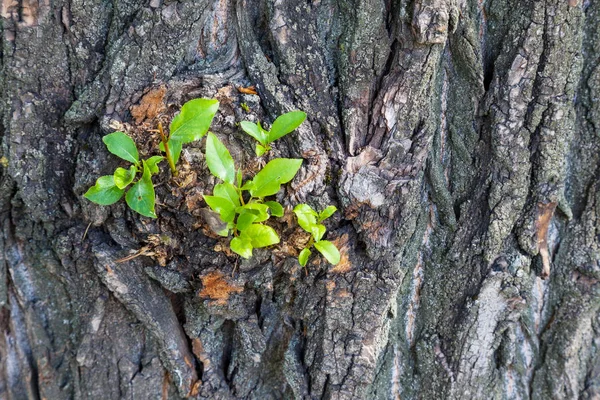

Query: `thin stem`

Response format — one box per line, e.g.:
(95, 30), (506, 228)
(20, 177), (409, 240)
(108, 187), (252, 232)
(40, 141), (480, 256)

(158, 122), (178, 176)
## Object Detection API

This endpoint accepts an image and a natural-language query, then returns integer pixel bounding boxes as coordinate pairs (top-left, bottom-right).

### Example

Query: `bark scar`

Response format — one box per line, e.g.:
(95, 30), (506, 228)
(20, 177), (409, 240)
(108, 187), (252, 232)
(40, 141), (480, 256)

(535, 202), (557, 279)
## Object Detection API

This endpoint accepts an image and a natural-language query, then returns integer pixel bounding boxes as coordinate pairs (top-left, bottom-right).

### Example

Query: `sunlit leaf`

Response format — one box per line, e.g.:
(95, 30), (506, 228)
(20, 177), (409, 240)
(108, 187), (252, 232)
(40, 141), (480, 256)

(230, 237), (253, 258)
(249, 158), (303, 197)
(267, 111), (306, 143)
(203, 195), (236, 223)
(241, 224), (279, 248)
(169, 98), (219, 143)
(298, 248), (311, 267)
(125, 161), (157, 218)
(240, 121), (268, 145)
(318, 205), (337, 222)
(205, 133), (235, 184)
(113, 166), (136, 189)
(265, 201), (284, 217)
(103, 132), (139, 165)
(293, 204), (318, 232)
(84, 175), (124, 205)
(314, 240), (340, 265)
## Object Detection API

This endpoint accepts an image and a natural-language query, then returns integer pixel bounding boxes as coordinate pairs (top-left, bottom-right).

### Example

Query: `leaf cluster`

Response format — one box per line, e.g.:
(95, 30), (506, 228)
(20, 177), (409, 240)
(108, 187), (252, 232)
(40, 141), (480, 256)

(203, 132), (302, 258)
(240, 111), (306, 156)
(84, 132), (163, 218)
(294, 204), (340, 266)
(85, 98), (219, 217)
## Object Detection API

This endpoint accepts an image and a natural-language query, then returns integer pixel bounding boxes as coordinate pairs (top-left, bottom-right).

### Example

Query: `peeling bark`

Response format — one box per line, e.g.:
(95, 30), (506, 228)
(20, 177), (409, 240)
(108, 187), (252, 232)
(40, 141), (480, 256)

(1, 0), (599, 399)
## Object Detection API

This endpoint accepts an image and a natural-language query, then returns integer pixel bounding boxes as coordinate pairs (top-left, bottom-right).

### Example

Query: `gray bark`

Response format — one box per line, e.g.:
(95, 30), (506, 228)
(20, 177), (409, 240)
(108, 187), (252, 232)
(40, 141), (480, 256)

(0, 0), (599, 399)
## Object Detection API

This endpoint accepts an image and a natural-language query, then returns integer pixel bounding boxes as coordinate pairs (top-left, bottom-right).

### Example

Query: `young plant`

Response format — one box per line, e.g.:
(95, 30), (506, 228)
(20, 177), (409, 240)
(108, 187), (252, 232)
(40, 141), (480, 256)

(293, 204), (340, 267)
(84, 131), (163, 218)
(159, 98), (219, 175)
(240, 111), (306, 156)
(203, 132), (303, 258)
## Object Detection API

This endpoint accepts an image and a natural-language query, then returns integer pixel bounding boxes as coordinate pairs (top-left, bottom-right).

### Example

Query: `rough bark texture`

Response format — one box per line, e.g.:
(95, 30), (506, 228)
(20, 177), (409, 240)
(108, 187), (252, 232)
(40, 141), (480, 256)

(0, 0), (599, 399)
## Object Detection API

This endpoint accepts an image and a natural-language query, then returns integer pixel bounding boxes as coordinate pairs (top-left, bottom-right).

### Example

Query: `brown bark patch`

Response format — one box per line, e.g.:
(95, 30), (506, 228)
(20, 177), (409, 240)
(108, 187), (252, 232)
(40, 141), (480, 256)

(535, 202), (557, 279)
(199, 271), (243, 305)
(130, 86), (166, 124)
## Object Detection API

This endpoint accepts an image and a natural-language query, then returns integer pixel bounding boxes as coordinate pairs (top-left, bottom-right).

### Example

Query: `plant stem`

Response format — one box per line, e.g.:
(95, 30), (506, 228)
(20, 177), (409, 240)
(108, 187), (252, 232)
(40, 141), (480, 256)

(158, 122), (178, 176)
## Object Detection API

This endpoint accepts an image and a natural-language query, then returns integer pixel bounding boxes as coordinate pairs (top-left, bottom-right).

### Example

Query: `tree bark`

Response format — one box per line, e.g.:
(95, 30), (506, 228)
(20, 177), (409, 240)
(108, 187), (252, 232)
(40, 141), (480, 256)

(1, 0), (599, 399)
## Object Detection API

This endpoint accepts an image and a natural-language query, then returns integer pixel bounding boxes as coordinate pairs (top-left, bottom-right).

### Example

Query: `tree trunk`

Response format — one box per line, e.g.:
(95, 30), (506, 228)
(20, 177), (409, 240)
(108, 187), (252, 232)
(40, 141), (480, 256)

(1, 0), (599, 399)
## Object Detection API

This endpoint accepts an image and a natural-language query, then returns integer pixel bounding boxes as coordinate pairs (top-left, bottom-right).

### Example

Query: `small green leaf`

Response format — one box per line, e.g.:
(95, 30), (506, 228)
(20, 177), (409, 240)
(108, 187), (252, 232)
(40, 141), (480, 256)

(113, 165), (136, 189)
(125, 161), (157, 218)
(214, 182), (240, 207)
(103, 132), (140, 165)
(240, 181), (254, 191)
(145, 156), (164, 175)
(250, 158), (303, 197)
(169, 98), (219, 143)
(293, 204), (318, 232)
(240, 202), (270, 222)
(236, 169), (243, 188)
(298, 248), (311, 267)
(84, 175), (125, 205)
(265, 201), (284, 217)
(205, 133), (235, 184)
(255, 144), (267, 157)
(240, 121), (268, 145)
(314, 240), (340, 265)
(203, 195), (236, 223)
(318, 205), (337, 222)
(161, 139), (184, 165)
(267, 111), (306, 143)
(311, 224), (326, 242)
(242, 224), (280, 248)
(237, 212), (257, 231)
(230, 237), (253, 259)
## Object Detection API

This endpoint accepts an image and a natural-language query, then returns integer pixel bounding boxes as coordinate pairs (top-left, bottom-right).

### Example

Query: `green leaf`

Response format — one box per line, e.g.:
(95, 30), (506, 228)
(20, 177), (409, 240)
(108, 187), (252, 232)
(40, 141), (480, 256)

(205, 133), (235, 184)
(311, 224), (326, 242)
(113, 166), (137, 189)
(318, 205), (337, 222)
(267, 111), (306, 143)
(249, 158), (303, 197)
(240, 121), (268, 145)
(240, 181), (254, 191)
(161, 139), (184, 165)
(103, 132), (139, 165)
(293, 204), (318, 232)
(255, 144), (267, 157)
(239, 202), (270, 222)
(214, 182), (240, 207)
(265, 201), (284, 217)
(230, 237), (253, 259)
(84, 175), (125, 205)
(145, 156), (164, 175)
(125, 161), (157, 218)
(241, 224), (280, 248)
(203, 195), (236, 223)
(169, 98), (219, 143)
(314, 240), (340, 265)
(237, 212), (257, 231)
(236, 169), (243, 188)
(298, 248), (311, 267)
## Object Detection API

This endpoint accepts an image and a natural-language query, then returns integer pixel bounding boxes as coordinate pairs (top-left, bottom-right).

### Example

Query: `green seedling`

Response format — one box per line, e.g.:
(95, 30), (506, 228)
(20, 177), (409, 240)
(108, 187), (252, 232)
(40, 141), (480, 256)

(159, 98), (219, 175)
(240, 110), (306, 156)
(84, 131), (163, 218)
(294, 204), (340, 266)
(241, 102), (250, 113)
(203, 132), (302, 258)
